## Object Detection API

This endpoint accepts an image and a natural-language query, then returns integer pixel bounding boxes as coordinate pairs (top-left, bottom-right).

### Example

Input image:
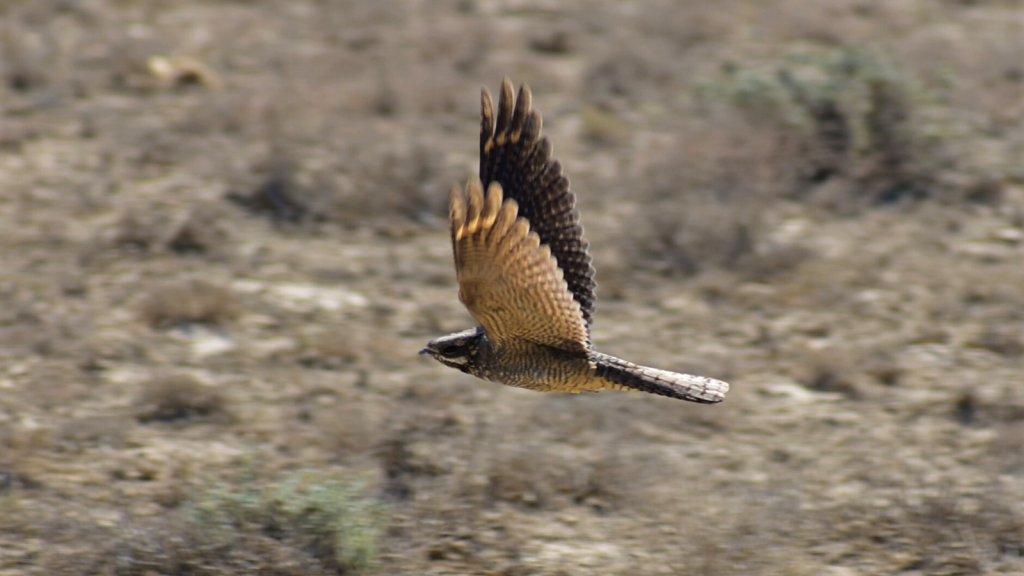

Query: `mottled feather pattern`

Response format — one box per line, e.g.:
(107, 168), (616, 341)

(480, 79), (598, 332)
(421, 78), (729, 404)
(450, 179), (589, 353)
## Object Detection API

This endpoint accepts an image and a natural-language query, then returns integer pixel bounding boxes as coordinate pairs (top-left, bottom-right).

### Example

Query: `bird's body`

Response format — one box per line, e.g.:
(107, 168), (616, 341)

(425, 326), (598, 392)
(421, 78), (729, 404)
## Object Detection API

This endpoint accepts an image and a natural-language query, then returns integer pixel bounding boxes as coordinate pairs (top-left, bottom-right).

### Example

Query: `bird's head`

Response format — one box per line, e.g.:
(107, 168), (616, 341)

(419, 326), (485, 374)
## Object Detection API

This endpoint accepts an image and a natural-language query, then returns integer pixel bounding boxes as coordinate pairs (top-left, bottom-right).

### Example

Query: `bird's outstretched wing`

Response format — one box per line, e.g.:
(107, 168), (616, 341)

(479, 78), (597, 335)
(450, 179), (589, 354)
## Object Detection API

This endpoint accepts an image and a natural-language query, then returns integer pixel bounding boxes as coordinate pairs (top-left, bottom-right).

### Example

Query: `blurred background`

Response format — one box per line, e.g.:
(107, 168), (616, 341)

(1, 0), (1023, 574)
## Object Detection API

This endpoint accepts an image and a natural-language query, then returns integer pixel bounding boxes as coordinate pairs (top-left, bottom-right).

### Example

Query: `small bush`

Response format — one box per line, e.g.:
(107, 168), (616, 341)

(966, 326), (1024, 358)
(528, 26), (574, 55)
(624, 111), (800, 277)
(479, 438), (630, 513)
(43, 469), (383, 575)
(110, 209), (163, 252)
(227, 160), (309, 224)
(231, 138), (448, 232)
(798, 350), (861, 399)
(135, 374), (231, 424)
(695, 48), (960, 211)
(191, 470), (383, 572)
(164, 206), (230, 255)
(112, 203), (229, 254)
(137, 279), (238, 329)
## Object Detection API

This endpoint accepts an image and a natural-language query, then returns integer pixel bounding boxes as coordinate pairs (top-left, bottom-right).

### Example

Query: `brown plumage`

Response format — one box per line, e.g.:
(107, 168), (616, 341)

(421, 78), (729, 404)
(478, 80), (598, 332)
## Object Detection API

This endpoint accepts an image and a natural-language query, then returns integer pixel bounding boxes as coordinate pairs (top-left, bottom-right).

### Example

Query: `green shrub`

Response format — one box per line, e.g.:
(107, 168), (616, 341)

(190, 469), (383, 572)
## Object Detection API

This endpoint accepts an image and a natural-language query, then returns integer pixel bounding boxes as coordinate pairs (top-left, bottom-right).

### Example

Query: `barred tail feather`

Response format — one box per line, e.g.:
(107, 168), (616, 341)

(592, 352), (729, 404)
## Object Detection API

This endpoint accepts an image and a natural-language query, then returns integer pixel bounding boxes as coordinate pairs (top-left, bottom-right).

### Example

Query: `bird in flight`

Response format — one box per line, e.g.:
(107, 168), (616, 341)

(420, 78), (729, 403)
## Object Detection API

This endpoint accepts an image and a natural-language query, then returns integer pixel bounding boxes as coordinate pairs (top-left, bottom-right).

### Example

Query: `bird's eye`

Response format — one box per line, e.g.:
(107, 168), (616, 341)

(438, 344), (460, 356)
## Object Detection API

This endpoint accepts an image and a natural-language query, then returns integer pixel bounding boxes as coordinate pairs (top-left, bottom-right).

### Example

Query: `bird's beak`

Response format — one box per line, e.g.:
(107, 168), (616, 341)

(418, 347), (430, 356)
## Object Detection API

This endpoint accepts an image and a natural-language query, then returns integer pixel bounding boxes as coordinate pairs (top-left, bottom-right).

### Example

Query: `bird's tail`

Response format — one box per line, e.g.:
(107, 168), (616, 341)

(591, 352), (729, 404)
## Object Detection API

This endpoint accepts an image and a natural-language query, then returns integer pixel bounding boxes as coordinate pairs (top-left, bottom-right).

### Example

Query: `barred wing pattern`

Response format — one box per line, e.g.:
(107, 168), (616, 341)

(479, 78), (597, 335)
(422, 77), (731, 405)
(450, 179), (590, 354)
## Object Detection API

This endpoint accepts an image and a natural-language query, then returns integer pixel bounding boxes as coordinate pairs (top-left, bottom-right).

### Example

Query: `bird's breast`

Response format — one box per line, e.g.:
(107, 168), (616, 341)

(478, 342), (598, 392)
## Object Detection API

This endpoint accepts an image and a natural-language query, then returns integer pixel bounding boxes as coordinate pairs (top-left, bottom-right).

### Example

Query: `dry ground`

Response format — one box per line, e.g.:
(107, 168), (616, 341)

(2, 0), (1024, 574)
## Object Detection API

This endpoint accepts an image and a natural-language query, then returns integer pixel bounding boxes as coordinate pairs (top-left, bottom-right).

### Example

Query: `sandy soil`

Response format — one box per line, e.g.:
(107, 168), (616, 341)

(1, 1), (1024, 574)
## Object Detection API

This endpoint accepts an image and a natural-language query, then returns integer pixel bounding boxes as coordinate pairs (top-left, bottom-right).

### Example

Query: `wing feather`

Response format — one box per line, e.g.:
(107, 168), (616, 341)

(450, 179), (589, 353)
(479, 78), (597, 335)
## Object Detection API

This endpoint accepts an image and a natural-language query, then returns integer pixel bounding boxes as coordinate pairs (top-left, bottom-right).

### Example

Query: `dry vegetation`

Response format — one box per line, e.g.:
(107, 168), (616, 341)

(2, 0), (1024, 575)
